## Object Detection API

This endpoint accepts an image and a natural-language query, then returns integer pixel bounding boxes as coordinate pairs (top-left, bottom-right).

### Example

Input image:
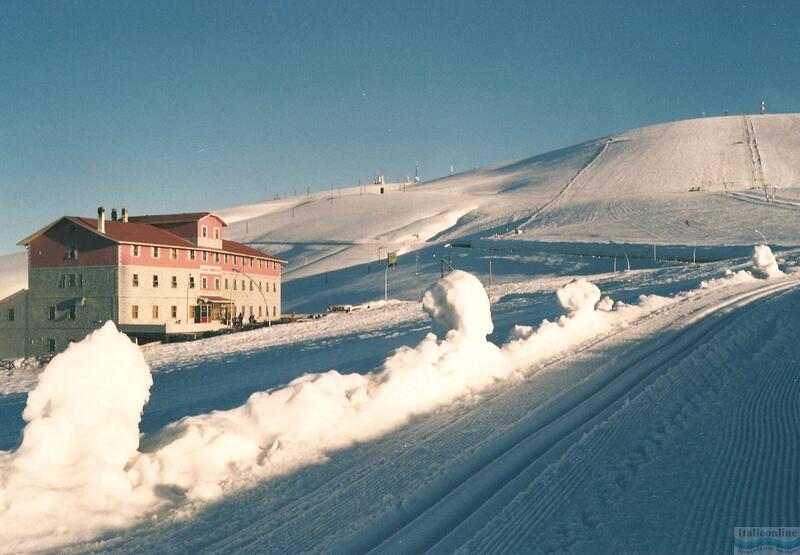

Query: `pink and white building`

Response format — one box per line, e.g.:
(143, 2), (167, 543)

(0, 208), (284, 358)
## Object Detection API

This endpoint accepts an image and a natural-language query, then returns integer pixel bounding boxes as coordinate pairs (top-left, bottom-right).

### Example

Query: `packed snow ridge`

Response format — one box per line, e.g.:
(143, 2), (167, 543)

(0, 250), (786, 551)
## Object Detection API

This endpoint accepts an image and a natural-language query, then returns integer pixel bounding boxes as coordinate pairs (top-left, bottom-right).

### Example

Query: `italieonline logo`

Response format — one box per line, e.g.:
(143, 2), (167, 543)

(734, 527), (800, 554)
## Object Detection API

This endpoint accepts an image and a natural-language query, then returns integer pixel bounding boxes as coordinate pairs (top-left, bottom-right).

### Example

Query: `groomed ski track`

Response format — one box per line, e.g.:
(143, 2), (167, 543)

(69, 278), (800, 554)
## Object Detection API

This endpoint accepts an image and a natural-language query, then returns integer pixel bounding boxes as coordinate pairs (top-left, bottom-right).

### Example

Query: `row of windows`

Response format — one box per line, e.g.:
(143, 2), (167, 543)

(129, 244), (279, 270)
(129, 304), (277, 320)
(131, 273), (278, 292)
(58, 273), (83, 288)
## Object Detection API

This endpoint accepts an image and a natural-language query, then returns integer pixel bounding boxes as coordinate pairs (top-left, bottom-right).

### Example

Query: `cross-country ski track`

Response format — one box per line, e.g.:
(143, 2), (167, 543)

(63, 275), (800, 555)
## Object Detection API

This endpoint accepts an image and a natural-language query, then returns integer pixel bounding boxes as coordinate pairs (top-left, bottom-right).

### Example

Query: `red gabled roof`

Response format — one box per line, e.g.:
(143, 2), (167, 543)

(72, 218), (197, 248)
(128, 212), (227, 226)
(19, 214), (284, 263)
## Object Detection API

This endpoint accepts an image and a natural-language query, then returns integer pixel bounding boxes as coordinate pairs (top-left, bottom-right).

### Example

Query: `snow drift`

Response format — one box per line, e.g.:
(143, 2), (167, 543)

(0, 271), (677, 550)
(0, 322), (152, 550)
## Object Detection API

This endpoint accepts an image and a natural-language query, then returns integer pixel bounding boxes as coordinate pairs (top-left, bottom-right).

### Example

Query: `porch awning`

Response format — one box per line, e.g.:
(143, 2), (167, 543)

(197, 295), (232, 303)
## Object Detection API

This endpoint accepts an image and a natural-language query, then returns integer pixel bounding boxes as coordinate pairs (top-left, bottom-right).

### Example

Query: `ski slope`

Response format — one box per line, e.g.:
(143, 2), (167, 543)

(212, 113), (800, 300)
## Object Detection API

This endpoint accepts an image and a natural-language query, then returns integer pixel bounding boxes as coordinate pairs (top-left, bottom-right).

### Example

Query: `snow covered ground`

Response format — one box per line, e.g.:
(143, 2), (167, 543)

(0, 246), (798, 553)
(1, 113), (800, 553)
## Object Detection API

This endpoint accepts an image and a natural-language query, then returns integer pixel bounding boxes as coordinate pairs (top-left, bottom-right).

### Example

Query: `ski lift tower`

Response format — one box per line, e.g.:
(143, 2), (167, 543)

(760, 100), (766, 115)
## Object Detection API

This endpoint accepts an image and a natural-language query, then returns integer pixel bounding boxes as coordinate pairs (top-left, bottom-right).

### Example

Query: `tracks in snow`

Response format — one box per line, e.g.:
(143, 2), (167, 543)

(743, 115), (767, 189)
(365, 278), (800, 554)
(514, 138), (614, 233)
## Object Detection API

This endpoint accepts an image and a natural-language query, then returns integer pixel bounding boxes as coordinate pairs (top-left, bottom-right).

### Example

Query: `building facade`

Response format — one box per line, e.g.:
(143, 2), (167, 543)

(0, 209), (283, 358)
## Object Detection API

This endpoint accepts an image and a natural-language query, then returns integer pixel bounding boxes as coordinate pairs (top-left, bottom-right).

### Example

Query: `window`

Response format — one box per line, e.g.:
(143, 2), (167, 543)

(48, 306), (56, 320)
(214, 278), (220, 290)
(48, 339), (56, 353)
(249, 281), (253, 291)
(273, 282), (276, 293)
(233, 279), (237, 290)
(132, 245), (140, 257)
(258, 259), (262, 269)
(7, 308), (15, 321)
(77, 274), (83, 287)
(249, 306), (253, 316)
(214, 252), (220, 263)
(152, 305), (159, 319)
(201, 277), (207, 289)
(153, 246), (160, 259)
(224, 254), (228, 264)
(273, 306), (276, 317)
(68, 306), (76, 320)
(132, 305), (139, 319)
(241, 280), (245, 290)
(58, 274), (66, 288)
(201, 226), (208, 238)
(171, 248), (178, 259)
(171, 305), (177, 318)
(258, 281), (262, 291)
(202, 251), (208, 262)
(152, 275), (159, 288)
(224, 278), (229, 290)
(233, 255), (238, 265)
(132, 274), (139, 287)
(213, 227), (220, 240)
(171, 276), (177, 288)
(189, 276), (195, 289)
(68, 274), (76, 287)
(66, 245), (77, 260)
(258, 306), (262, 317)
(189, 250), (196, 261)
(250, 257), (254, 267)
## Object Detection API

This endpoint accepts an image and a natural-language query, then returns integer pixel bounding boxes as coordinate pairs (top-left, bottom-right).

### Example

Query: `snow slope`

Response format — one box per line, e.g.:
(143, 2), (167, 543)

(215, 113), (800, 310)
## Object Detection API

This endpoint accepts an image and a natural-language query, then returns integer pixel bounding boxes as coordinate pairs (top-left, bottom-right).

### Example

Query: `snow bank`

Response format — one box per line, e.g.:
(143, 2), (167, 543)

(751, 244), (783, 278)
(699, 245), (784, 289)
(0, 272), (676, 551)
(0, 322), (152, 551)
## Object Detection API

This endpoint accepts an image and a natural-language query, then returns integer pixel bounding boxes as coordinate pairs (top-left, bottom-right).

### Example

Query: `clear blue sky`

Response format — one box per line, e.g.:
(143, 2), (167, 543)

(1, 0), (798, 253)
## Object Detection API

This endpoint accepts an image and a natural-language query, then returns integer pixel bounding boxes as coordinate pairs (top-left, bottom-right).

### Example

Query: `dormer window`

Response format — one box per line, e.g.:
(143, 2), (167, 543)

(201, 226), (208, 238)
(213, 228), (220, 240)
(66, 245), (78, 260)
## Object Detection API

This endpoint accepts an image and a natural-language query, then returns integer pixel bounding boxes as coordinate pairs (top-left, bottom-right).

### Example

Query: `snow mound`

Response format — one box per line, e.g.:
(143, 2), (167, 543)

(751, 245), (783, 278)
(423, 270), (493, 340)
(0, 322), (152, 551)
(556, 279), (601, 314)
